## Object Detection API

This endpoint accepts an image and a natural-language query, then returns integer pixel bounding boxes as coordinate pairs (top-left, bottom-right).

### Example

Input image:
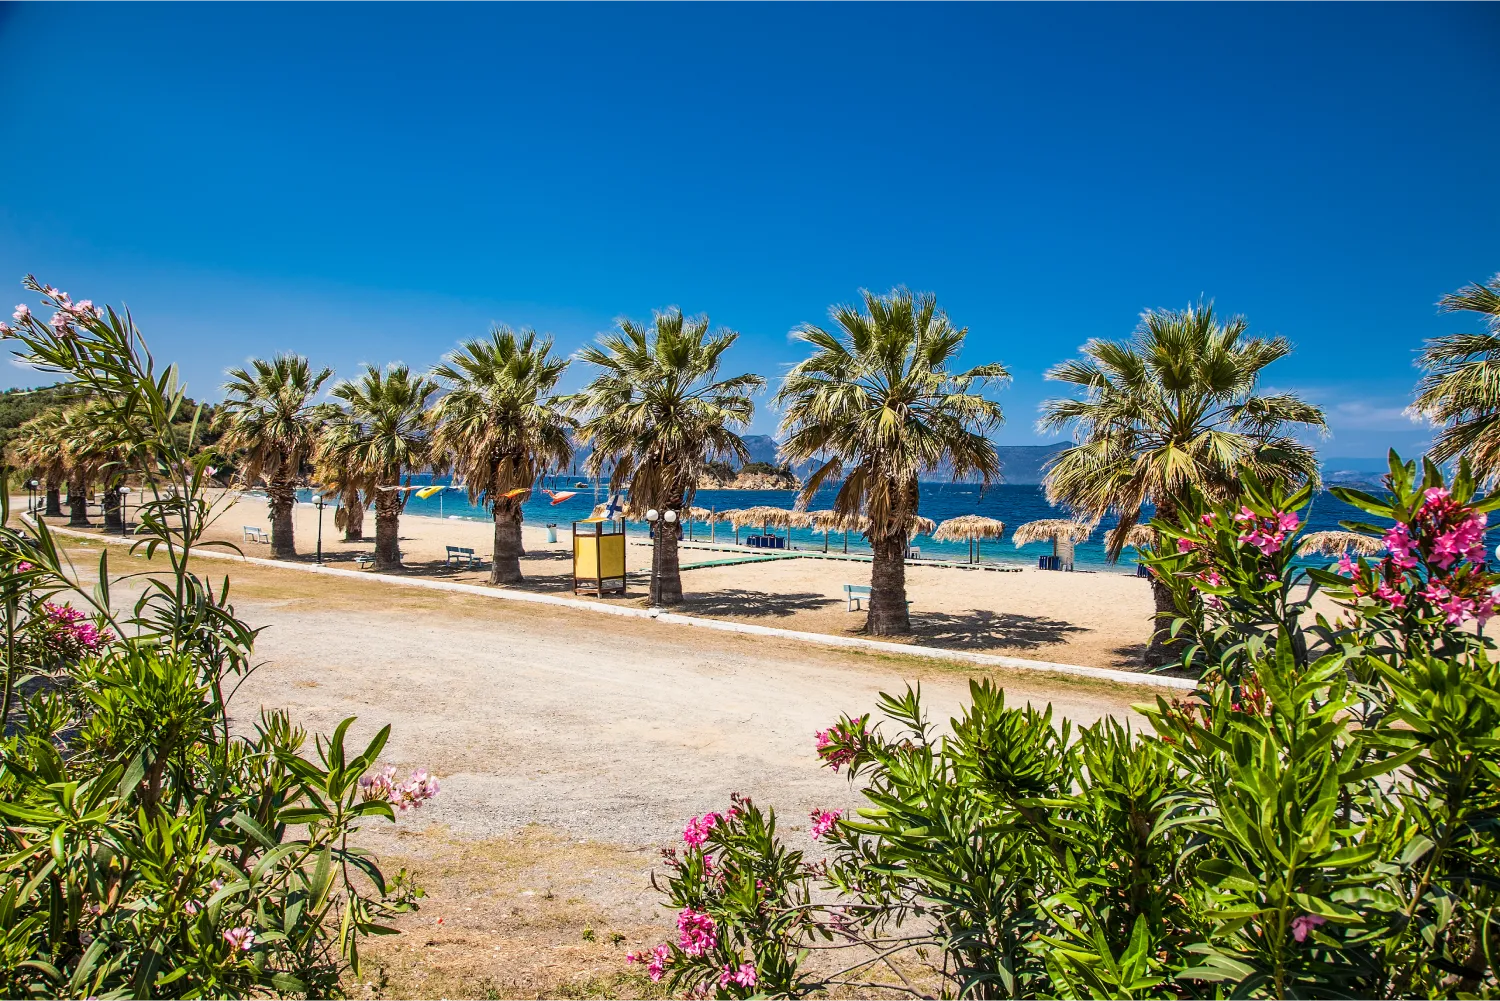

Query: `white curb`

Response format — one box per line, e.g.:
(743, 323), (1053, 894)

(44, 526), (1198, 691)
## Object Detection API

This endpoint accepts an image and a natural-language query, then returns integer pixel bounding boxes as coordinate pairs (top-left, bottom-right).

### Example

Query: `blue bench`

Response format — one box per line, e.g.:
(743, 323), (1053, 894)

(446, 545), (483, 567)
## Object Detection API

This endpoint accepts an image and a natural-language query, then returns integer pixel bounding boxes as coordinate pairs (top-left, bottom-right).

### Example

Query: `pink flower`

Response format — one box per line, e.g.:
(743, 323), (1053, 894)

(810, 809), (842, 840)
(676, 908), (717, 957)
(1373, 582), (1407, 610)
(1275, 511), (1301, 533)
(815, 718), (867, 772)
(1200, 512), (1217, 527)
(1383, 523), (1418, 570)
(16, 561), (34, 572)
(1234, 506), (1257, 523)
(719, 962), (757, 988)
(209, 878), (224, 893)
(184, 900), (201, 916)
(627, 943), (672, 982)
(1290, 913), (1326, 943)
(1336, 553), (1356, 576)
(683, 812), (722, 848)
(0, 322), (10, 334)
(48, 311), (70, 330)
(13, 304), (29, 320)
(359, 765), (440, 811)
(1421, 487), (1452, 513)
(223, 926), (256, 952)
(1175, 537), (1195, 553)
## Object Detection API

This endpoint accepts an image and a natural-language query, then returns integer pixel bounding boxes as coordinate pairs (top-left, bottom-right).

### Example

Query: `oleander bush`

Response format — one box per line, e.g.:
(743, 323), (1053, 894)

(635, 455), (1500, 998)
(0, 279), (431, 998)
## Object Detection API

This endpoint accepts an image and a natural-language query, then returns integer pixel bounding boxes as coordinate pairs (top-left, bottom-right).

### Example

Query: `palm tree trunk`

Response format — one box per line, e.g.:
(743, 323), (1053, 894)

(341, 487), (364, 542)
(490, 499), (524, 584)
(67, 473), (90, 526)
(1143, 577), (1180, 667)
(268, 470), (297, 558)
(658, 516), (684, 605)
(102, 482), (122, 530)
(44, 476), (62, 517)
(868, 533), (911, 636)
(374, 486), (402, 570)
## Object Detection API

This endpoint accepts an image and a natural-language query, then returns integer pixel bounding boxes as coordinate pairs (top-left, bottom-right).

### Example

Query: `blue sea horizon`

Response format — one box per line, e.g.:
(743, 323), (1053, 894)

(300, 474), (1404, 575)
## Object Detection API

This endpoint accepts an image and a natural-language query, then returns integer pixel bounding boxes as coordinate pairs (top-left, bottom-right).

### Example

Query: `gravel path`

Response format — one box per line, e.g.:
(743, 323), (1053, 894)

(225, 566), (1146, 849)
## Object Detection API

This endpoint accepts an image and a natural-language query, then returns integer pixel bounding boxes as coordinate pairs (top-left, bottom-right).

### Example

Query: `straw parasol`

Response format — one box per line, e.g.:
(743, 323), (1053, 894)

(934, 515), (1007, 564)
(716, 506), (810, 545)
(1295, 530), (1382, 558)
(686, 506), (713, 541)
(1013, 519), (1093, 569)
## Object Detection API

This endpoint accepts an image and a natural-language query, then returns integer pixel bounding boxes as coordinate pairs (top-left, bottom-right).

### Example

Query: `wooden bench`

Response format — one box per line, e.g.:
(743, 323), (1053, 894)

(446, 545), (484, 567)
(243, 526), (270, 544)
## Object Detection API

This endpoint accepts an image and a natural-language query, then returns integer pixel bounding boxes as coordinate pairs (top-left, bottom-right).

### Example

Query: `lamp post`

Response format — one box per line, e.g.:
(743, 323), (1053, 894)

(646, 509), (660, 609)
(25, 479), (38, 516)
(117, 485), (131, 538)
(312, 493), (326, 565)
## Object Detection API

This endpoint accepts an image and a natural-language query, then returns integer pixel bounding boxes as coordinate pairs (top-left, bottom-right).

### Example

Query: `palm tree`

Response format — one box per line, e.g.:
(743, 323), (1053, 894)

(322, 364), (437, 571)
(430, 326), (574, 584)
(11, 409), (70, 516)
(311, 429), (369, 543)
(778, 288), (1007, 636)
(569, 308), (763, 604)
(53, 402), (115, 527)
(1039, 301), (1326, 665)
(1411, 274), (1500, 483)
(217, 355), (333, 558)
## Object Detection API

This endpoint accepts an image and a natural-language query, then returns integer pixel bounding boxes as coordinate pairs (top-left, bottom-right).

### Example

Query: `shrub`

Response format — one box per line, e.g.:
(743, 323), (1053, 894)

(634, 454), (1500, 997)
(1, 279), (430, 997)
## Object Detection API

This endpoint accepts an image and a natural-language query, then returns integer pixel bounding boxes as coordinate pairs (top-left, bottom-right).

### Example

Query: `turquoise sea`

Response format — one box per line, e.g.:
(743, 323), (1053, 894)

(303, 476), (1400, 575)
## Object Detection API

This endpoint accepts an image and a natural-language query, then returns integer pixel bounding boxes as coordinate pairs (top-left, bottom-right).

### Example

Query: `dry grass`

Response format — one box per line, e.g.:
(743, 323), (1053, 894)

(345, 825), (672, 1000)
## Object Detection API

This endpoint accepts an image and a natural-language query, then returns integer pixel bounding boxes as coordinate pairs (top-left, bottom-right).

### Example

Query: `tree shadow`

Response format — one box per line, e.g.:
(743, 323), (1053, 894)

(682, 589), (840, 619)
(909, 609), (1090, 652)
(1109, 643), (1148, 667)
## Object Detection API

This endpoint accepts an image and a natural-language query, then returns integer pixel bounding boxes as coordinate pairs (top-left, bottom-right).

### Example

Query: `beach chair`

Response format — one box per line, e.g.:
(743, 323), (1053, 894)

(907, 546), (922, 560)
(446, 545), (483, 567)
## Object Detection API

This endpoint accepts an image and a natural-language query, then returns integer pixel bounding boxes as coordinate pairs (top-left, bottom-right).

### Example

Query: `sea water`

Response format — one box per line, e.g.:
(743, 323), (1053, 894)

(300, 476), (1405, 575)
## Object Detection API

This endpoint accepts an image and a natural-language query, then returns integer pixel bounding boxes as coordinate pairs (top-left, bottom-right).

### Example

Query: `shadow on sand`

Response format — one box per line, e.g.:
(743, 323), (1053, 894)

(907, 609), (1089, 652)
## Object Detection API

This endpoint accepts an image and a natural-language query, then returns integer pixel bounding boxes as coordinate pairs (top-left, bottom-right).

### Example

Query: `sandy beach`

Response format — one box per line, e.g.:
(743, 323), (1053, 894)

(199, 492), (1164, 669)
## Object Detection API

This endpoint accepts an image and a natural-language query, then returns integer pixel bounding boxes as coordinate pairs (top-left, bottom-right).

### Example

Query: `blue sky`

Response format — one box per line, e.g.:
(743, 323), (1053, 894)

(1, 2), (1496, 460)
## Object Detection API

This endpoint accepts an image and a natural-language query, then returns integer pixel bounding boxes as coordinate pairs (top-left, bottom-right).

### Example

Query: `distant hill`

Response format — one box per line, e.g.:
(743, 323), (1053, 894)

(743, 436), (1070, 486)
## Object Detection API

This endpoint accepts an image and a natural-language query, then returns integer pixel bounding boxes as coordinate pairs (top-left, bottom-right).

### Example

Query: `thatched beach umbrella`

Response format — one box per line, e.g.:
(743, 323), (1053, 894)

(687, 506), (713, 542)
(1295, 530), (1382, 558)
(934, 515), (1007, 563)
(1014, 519), (1094, 570)
(718, 506), (810, 546)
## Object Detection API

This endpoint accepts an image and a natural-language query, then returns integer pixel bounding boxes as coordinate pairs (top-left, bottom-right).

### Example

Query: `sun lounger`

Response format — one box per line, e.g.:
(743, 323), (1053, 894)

(446, 545), (484, 567)
(243, 526), (269, 544)
(907, 546), (921, 559)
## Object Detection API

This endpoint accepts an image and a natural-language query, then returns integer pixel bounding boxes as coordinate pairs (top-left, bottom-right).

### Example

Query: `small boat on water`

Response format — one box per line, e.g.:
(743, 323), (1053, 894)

(574, 481), (589, 489)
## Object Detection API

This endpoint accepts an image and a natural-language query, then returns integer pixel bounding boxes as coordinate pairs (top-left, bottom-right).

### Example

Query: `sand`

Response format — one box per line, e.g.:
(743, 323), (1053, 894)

(203, 492), (1162, 669)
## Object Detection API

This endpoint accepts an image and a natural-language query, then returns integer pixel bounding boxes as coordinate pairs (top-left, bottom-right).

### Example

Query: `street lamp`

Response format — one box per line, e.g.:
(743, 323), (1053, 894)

(117, 485), (131, 538)
(25, 479), (38, 516)
(312, 493), (326, 565)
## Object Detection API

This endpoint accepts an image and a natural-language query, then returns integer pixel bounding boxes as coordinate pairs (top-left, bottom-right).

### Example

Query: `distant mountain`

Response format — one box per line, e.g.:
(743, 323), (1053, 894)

(742, 436), (1070, 486)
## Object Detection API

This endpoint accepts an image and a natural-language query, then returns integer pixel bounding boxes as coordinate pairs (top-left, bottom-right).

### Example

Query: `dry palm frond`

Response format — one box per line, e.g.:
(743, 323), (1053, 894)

(1109, 522), (1158, 552)
(1295, 530), (1382, 557)
(688, 506), (713, 521)
(933, 515), (1007, 543)
(1010, 518), (1090, 548)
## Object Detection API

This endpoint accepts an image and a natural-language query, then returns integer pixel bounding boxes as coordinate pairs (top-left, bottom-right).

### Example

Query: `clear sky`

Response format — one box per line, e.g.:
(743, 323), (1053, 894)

(1, 2), (1496, 459)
